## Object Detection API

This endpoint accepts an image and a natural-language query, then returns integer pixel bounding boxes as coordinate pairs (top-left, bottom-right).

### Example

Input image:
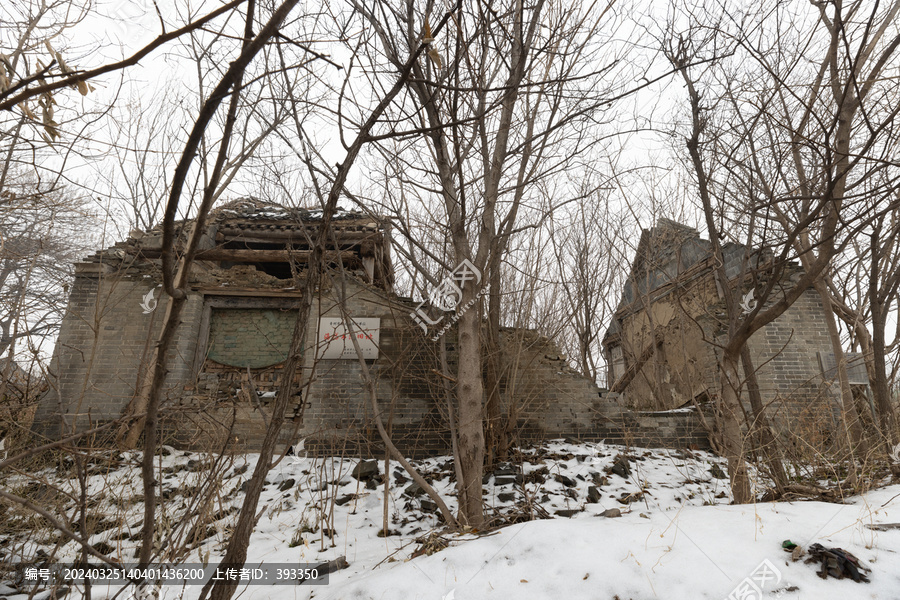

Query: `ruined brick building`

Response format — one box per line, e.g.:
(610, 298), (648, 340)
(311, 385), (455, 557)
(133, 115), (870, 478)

(602, 219), (872, 443)
(37, 199), (693, 456)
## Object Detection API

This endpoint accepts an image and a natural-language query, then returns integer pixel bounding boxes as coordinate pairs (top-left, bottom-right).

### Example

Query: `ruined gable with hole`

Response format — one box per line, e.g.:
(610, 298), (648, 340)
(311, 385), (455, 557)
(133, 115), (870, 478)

(601, 219), (872, 445)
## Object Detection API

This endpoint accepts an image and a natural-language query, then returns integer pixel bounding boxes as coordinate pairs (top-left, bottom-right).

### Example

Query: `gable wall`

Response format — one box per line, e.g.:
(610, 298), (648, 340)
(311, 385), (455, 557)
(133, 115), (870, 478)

(33, 264), (204, 440)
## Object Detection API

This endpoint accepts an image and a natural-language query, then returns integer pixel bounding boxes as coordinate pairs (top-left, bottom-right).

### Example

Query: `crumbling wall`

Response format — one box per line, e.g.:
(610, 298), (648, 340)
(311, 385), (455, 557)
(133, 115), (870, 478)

(492, 333), (710, 449)
(37, 245), (710, 456)
(615, 263), (719, 411)
(33, 262), (203, 439)
(499, 331), (601, 441)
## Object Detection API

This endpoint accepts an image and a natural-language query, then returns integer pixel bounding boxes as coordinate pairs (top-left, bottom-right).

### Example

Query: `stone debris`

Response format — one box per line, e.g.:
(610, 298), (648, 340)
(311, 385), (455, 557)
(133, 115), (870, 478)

(352, 459), (379, 480)
(610, 455), (630, 478)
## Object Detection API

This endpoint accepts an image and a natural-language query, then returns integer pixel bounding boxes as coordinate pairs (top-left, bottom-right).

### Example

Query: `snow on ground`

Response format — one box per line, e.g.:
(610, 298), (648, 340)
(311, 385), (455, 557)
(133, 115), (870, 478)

(2, 440), (899, 600)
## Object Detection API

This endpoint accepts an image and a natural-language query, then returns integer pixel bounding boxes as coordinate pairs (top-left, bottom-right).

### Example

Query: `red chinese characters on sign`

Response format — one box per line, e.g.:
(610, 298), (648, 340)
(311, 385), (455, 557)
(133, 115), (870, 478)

(317, 317), (380, 359)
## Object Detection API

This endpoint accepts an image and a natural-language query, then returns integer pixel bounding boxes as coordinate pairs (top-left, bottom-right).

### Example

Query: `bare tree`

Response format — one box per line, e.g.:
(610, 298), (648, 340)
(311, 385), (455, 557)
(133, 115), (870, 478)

(0, 0), (248, 112)
(353, 0), (628, 526)
(662, 0), (900, 500)
(828, 185), (900, 452)
(0, 179), (94, 359)
(548, 189), (633, 385)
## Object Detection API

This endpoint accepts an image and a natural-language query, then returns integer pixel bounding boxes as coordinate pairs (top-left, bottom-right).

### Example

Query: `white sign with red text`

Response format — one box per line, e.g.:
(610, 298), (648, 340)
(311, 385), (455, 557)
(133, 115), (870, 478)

(316, 317), (380, 359)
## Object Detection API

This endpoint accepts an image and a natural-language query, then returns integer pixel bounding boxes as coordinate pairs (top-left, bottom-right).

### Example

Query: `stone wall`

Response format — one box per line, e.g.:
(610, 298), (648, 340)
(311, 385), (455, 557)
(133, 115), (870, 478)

(34, 261), (203, 440)
(742, 287), (842, 444)
(36, 264), (710, 457)
(614, 259), (721, 411)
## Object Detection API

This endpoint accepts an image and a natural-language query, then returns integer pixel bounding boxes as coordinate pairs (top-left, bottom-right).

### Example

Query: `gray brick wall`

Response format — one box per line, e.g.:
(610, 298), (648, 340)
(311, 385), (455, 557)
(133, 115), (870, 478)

(33, 263), (199, 439)
(36, 268), (708, 456)
(744, 287), (841, 442)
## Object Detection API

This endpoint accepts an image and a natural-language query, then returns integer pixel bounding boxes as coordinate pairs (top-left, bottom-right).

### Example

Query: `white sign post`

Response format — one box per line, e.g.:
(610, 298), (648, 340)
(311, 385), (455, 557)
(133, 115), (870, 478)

(316, 317), (380, 359)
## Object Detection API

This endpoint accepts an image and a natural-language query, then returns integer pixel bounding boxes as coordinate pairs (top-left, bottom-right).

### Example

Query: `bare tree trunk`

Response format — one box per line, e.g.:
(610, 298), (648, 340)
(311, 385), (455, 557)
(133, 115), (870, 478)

(814, 279), (867, 485)
(740, 346), (787, 493)
(484, 267), (508, 468)
(721, 355), (752, 502)
(871, 307), (898, 447)
(441, 335), (467, 514)
(868, 224), (899, 447)
(455, 295), (485, 527)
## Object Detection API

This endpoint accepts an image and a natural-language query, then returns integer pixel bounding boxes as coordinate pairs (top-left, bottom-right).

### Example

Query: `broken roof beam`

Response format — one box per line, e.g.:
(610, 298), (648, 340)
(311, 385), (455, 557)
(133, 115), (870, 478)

(138, 248), (358, 263)
(609, 329), (665, 394)
(216, 227), (382, 241)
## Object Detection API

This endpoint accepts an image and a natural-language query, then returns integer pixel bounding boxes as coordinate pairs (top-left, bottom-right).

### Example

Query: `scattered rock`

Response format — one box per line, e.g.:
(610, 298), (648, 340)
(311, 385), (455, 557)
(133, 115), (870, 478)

(617, 491), (644, 505)
(494, 475), (517, 486)
(591, 472), (608, 487)
(353, 460), (379, 480)
(335, 494), (355, 506)
(92, 541), (116, 555)
(555, 474), (576, 487)
(587, 486), (602, 503)
(525, 467), (548, 484)
(555, 509), (581, 518)
(420, 499), (438, 513)
(493, 463), (515, 477)
(601, 508), (622, 518)
(277, 478), (296, 492)
(498, 492), (515, 502)
(404, 482), (424, 497)
(865, 523), (900, 531)
(709, 464), (727, 479)
(611, 456), (630, 478)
